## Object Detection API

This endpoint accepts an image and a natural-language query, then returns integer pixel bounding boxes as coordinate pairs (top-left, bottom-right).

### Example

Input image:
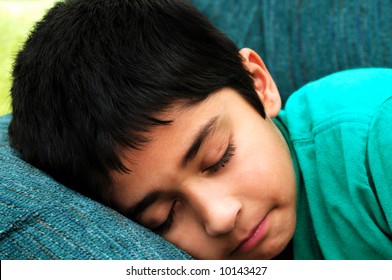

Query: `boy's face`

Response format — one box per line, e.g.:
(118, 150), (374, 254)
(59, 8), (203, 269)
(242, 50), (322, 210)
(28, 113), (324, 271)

(111, 86), (297, 259)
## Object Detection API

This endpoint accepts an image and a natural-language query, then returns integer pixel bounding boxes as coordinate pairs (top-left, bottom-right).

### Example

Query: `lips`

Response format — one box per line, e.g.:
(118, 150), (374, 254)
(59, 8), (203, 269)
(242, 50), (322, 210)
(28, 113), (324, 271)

(233, 216), (268, 254)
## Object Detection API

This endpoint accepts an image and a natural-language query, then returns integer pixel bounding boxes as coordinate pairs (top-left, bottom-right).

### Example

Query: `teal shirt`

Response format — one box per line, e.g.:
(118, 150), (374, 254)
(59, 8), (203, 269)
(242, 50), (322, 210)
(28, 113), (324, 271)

(276, 68), (392, 259)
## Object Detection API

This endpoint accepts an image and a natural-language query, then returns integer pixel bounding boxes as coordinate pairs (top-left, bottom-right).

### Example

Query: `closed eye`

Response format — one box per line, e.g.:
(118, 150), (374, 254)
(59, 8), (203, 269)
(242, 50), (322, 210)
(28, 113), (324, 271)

(152, 200), (178, 235)
(203, 142), (236, 174)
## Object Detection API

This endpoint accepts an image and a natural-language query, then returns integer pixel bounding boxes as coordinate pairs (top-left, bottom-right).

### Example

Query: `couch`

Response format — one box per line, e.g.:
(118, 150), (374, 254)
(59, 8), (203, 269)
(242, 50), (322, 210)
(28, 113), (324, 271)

(1, 0), (391, 259)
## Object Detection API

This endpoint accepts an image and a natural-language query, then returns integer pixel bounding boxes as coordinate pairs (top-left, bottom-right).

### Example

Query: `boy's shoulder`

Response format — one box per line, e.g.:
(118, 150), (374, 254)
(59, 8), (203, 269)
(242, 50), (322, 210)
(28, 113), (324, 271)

(283, 68), (392, 260)
(282, 68), (392, 136)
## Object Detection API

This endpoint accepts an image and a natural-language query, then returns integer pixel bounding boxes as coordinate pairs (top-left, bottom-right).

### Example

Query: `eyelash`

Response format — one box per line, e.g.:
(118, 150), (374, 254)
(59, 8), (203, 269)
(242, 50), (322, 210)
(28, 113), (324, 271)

(203, 142), (236, 174)
(153, 142), (236, 235)
(153, 201), (177, 235)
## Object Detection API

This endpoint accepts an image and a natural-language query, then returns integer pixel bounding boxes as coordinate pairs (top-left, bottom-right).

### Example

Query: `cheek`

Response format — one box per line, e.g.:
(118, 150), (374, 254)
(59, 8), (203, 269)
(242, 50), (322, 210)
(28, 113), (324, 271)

(231, 137), (270, 185)
(233, 132), (294, 202)
(163, 210), (213, 259)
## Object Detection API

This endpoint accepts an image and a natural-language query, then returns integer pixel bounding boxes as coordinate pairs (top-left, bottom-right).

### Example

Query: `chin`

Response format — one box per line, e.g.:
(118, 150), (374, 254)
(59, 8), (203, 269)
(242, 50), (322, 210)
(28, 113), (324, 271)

(254, 233), (294, 260)
(228, 242), (287, 260)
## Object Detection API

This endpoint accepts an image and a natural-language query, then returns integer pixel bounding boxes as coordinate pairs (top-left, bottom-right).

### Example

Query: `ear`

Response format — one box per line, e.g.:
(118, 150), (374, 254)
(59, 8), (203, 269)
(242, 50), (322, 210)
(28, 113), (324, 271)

(239, 48), (281, 118)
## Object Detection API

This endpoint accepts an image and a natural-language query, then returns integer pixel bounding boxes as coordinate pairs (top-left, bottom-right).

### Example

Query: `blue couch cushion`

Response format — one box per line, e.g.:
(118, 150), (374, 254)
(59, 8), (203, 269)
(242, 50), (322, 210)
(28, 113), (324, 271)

(191, 0), (392, 103)
(0, 114), (191, 259)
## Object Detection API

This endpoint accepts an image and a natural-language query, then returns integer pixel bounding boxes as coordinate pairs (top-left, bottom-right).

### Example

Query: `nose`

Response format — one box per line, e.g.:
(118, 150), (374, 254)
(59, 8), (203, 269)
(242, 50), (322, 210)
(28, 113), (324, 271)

(186, 181), (242, 236)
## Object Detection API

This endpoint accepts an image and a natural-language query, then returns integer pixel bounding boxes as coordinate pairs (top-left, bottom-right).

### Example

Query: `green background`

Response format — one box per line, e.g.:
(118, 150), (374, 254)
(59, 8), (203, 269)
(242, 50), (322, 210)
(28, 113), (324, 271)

(0, 0), (56, 115)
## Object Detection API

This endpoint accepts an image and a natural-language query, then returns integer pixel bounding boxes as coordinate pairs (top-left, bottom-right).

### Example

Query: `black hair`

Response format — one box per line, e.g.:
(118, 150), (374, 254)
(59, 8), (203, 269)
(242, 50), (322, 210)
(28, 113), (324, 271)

(9, 0), (265, 204)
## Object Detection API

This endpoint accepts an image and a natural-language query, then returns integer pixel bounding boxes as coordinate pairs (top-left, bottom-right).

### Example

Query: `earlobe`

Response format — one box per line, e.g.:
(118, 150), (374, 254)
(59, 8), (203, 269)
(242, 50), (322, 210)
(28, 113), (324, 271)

(239, 48), (282, 118)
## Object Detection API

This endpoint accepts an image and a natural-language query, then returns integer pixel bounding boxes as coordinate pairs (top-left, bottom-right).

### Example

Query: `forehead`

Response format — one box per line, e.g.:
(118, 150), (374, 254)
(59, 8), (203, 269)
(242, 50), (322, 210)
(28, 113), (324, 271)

(113, 90), (226, 181)
(144, 97), (221, 153)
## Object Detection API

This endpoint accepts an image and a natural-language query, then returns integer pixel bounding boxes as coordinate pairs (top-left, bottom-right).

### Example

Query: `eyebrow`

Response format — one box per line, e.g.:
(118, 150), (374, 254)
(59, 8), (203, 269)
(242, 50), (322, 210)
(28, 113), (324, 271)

(180, 115), (221, 167)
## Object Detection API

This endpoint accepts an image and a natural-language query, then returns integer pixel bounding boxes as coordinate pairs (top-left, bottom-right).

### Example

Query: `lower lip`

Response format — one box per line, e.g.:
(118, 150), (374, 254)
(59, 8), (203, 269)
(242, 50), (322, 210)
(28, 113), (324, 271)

(238, 217), (268, 252)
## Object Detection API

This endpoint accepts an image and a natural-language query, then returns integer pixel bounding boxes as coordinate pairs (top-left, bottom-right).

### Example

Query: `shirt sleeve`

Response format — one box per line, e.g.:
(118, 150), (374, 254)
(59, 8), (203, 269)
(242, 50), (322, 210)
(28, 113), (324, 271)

(367, 97), (392, 233)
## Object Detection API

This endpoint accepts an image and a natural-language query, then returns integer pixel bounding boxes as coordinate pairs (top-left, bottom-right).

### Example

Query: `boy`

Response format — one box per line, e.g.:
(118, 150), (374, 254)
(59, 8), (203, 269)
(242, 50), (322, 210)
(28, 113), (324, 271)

(9, 0), (392, 259)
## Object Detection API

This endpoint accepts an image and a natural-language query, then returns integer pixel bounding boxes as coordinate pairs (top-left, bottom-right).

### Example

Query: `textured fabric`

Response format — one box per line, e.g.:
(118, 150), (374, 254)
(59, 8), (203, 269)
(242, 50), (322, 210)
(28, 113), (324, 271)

(0, 114), (191, 259)
(278, 68), (392, 259)
(191, 0), (392, 104)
